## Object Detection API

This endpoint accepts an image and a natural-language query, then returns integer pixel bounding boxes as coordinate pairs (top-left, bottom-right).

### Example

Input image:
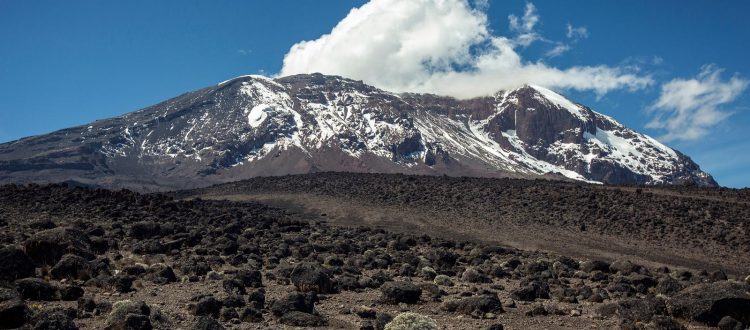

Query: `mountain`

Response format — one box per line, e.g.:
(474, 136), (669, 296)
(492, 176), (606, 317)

(0, 73), (716, 190)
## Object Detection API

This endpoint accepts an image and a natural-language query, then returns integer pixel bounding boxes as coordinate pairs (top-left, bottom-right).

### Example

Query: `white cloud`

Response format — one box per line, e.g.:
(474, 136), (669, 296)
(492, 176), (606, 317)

(647, 65), (748, 141)
(545, 43), (570, 58)
(280, 0), (652, 99)
(566, 23), (588, 40)
(508, 2), (541, 47)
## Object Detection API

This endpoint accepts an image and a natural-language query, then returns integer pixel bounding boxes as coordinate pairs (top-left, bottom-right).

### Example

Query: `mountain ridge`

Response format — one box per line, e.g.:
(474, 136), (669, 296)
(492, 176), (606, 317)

(0, 73), (717, 190)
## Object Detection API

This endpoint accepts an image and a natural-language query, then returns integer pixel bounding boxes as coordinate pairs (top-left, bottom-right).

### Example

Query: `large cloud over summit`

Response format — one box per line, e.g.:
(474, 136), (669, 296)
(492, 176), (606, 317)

(280, 0), (652, 99)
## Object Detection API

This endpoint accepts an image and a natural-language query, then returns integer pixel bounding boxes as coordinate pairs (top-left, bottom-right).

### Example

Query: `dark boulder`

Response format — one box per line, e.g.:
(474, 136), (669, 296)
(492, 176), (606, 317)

(644, 316), (686, 330)
(222, 279), (245, 295)
(609, 260), (639, 275)
(233, 269), (262, 288)
(380, 281), (422, 304)
(667, 281), (750, 326)
(112, 275), (135, 293)
(510, 282), (549, 301)
(30, 311), (78, 330)
(143, 264), (176, 284)
(50, 254), (91, 280)
(29, 219), (56, 230)
(425, 249), (458, 269)
(580, 260), (610, 273)
(270, 292), (317, 316)
(219, 307), (238, 322)
(128, 221), (160, 239)
(279, 311), (327, 327)
(24, 227), (93, 265)
(222, 294), (245, 308)
(0, 246), (35, 281)
(190, 296), (222, 318)
(288, 262), (336, 294)
(655, 276), (683, 296)
(190, 316), (225, 330)
(121, 265), (147, 277)
(59, 286), (85, 301)
(239, 307), (263, 323)
(131, 240), (167, 255)
(718, 316), (744, 330)
(618, 297), (665, 324)
(248, 289), (265, 309)
(116, 314), (152, 330)
(443, 295), (503, 318)
(0, 298), (28, 329)
(15, 278), (57, 301)
(710, 270), (728, 282)
(524, 304), (549, 317)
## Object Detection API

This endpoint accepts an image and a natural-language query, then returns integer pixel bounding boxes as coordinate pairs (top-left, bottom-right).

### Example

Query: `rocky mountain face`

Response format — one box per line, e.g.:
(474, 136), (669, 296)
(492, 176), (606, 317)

(0, 73), (716, 190)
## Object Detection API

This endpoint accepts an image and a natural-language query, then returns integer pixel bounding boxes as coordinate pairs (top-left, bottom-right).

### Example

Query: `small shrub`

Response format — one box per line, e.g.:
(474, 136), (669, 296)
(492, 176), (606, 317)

(384, 312), (439, 330)
(433, 275), (453, 286)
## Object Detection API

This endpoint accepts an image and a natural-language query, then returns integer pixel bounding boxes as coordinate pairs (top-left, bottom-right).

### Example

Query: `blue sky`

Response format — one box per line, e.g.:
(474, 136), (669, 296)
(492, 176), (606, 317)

(0, 0), (748, 187)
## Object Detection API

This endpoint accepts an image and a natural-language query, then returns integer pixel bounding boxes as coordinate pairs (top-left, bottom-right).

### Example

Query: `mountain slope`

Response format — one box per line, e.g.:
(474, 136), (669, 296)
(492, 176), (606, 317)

(0, 73), (716, 190)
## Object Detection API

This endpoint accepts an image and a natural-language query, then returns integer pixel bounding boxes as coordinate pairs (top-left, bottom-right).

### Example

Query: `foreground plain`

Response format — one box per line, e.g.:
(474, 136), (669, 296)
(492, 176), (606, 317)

(0, 177), (748, 329)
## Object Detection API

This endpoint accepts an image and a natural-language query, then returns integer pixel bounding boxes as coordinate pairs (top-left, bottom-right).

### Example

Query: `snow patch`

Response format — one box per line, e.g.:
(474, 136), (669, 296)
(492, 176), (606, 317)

(529, 85), (588, 121)
(247, 104), (272, 128)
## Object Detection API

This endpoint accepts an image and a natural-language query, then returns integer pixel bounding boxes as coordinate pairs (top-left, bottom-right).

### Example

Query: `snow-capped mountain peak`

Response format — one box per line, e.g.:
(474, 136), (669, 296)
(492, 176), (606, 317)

(0, 73), (716, 190)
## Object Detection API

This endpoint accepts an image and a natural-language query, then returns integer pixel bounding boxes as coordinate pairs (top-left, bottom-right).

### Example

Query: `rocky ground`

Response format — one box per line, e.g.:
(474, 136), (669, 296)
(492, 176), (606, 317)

(1, 183), (749, 329)
(180, 173), (750, 275)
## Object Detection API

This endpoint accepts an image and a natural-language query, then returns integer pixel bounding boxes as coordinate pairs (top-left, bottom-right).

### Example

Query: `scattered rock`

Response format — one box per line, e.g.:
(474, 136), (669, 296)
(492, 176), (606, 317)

(655, 276), (683, 296)
(239, 307), (263, 323)
(59, 286), (85, 301)
(443, 295), (503, 318)
(288, 262), (336, 293)
(718, 315), (744, 330)
(15, 277), (57, 301)
(352, 305), (377, 319)
(105, 300), (151, 330)
(667, 281), (750, 326)
(0, 298), (29, 329)
(380, 281), (422, 304)
(31, 311), (79, 330)
(23, 227), (92, 265)
(580, 260), (610, 273)
(219, 307), (238, 322)
(279, 311), (327, 327)
(50, 254), (91, 280)
(710, 270), (728, 282)
(233, 269), (262, 288)
(597, 296), (667, 328)
(524, 304), (548, 317)
(609, 260), (639, 275)
(643, 315), (686, 330)
(190, 296), (222, 318)
(270, 292), (317, 316)
(191, 316), (225, 330)
(128, 221), (160, 239)
(143, 264), (177, 284)
(510, 282), (549, 301)
(0, 246), (35, 281)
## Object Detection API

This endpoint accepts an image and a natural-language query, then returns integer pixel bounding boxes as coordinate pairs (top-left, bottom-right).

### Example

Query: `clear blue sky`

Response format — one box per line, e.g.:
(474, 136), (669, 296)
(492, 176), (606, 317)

(1, 1), (748, 187)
